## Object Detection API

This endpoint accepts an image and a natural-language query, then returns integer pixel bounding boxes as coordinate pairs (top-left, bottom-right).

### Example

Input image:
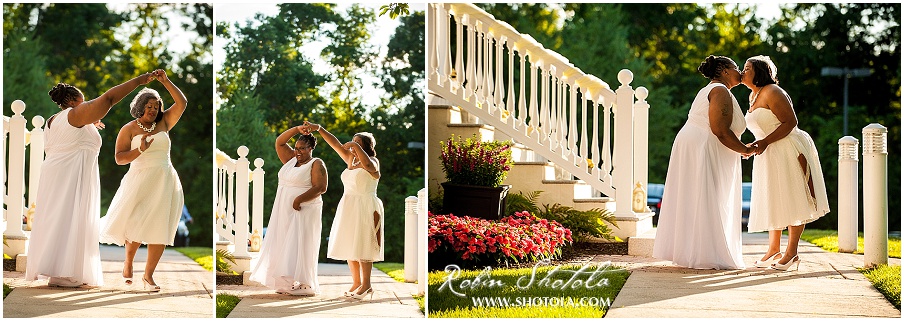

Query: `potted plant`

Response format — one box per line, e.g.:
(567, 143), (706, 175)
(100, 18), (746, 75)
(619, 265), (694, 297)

(439, 134), (514, 220)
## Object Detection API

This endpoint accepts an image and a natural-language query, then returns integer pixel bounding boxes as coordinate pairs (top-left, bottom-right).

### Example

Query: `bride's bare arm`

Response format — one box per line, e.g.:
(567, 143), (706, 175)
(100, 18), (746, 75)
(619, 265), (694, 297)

(708, 86), (753, 155)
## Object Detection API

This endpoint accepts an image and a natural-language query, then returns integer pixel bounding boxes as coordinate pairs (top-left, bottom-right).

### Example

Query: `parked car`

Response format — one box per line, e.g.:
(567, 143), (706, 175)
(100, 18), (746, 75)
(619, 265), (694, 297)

(648, 182), (752, 226)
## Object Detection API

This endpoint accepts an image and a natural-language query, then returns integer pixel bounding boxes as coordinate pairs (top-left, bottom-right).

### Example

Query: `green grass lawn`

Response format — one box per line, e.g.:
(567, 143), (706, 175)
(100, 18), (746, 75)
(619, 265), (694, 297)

(216, 293), (242, 318)
(374, 262), (406, 282)
(799, 229), (901, 258)
(413, 294), (425, 313)
(858, 264), (901, 309)
(428, 263), (631, 318)
(172, 247), (214, 271)
(3, 283), (12, 299)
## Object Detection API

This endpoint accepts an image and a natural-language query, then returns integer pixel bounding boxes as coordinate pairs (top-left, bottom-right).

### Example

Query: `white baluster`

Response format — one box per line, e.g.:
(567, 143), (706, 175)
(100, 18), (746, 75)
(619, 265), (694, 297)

(633, 87), (649, 205)
(453, 12), (463, 94)
(27, 116), (45, 210)
(569, 83), (579, 164)
(518, 50), (527, 130)
(494, 35), (505, 118)
(428, 4), (438, 84)
(591, 96), (601, 178)
(506, 38), (516, 125)
(529, 55), (539, 140)
(5, 100), (27, 239)
(549, 66), (558, 151)
(580, 89), (589, 172)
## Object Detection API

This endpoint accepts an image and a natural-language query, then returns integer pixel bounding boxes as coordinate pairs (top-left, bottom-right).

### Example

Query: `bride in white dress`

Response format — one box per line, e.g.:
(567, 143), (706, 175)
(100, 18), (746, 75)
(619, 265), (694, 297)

(741, 56), (829, 271)
(250, 126), (328, 296)
(99, 69), (187, 292)
(302, 121), (383, 300)
(26, 74), (156, 287)
(652, 55), (754, 270)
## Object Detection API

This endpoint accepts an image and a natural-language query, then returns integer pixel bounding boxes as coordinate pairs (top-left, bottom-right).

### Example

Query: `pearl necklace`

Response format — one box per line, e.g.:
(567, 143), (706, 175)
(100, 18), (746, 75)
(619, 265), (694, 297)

(137, 121), (156, 133)
(749, 89), (761, 108)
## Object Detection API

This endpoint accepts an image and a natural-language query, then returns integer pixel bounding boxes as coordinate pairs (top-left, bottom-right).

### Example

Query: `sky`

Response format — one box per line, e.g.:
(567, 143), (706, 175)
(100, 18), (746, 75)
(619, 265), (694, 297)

(213, 3), (427, 107)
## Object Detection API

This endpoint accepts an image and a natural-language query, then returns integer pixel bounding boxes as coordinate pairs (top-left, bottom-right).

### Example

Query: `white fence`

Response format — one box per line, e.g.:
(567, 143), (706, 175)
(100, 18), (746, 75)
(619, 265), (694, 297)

(427, 3), (650, 221)
(215, 147), (265, 260)
(3, 100), (46, 257)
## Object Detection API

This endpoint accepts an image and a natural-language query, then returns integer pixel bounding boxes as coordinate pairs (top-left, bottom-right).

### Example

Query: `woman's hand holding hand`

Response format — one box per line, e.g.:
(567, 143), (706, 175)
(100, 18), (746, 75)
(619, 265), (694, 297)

(752, 140), (768, 155)
(138, 72), (157, 85)
(93, 120), (105, 130)
(152, 69), (168, 81)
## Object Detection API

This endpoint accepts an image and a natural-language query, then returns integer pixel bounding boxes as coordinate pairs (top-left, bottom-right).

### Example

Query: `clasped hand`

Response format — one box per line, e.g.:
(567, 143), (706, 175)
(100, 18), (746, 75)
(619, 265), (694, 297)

(742, 140), (767, 158)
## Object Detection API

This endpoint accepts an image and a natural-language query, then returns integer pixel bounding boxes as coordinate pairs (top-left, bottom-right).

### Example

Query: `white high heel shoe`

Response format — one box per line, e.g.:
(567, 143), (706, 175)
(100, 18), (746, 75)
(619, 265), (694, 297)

(143, 278), (161, 292)
(754, 252), (783, 268)
(349, 288), (374, 300)
(344, 285), (362, 297)
(770, 255), (800, 271)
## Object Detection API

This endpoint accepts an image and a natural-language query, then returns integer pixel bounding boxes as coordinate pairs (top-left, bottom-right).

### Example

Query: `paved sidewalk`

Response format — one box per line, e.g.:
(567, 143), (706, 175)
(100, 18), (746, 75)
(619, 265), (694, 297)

(3, 245), (213, 318)
(217, 263), (423, 318)
(600, 232), (900, 318)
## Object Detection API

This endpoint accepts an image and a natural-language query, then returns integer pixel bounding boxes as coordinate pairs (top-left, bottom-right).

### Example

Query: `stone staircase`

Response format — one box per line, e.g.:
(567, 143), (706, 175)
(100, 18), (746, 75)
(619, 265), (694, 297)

(428, 92), (655, 256)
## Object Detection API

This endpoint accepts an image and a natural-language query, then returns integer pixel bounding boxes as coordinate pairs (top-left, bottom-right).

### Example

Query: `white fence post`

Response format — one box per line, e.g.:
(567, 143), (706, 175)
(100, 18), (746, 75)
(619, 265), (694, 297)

(417, 188), (427, 296)
(632, 87), (649, 211)
(5, 100), (27, 240)
(862, 123), (888, 268)
(613, 70), (635, 218)
(233, 146), (251, 259)
(837, 136), (859, 253)
(27, 116), (46, 212)
(404, 195), (419, 282)
(250, 157), (265, 251)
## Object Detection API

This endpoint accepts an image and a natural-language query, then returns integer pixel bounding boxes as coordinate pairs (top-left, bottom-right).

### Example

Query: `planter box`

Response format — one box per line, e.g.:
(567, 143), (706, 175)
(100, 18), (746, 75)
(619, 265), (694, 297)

(441, 183), (510, 220)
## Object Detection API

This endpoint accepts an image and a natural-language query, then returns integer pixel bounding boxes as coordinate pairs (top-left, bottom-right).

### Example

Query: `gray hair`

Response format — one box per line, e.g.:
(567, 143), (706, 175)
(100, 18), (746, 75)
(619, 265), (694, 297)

(129, 88), (163, 119)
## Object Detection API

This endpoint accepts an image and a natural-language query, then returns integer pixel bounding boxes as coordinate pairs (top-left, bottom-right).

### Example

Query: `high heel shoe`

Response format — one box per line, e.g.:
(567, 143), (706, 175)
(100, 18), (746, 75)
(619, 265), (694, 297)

(770, 255), (800, 271)
(349, 288), (374, 300)
(123, 263), (133, 285)
(754, 252), (783, 268)
(344, 285), (362, 297)
(143, 278), (161, 292)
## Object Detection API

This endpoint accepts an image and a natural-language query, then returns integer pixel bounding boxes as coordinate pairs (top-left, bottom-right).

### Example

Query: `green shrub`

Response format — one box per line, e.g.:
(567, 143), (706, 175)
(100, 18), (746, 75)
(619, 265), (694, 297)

(507, 191), (620, 242)
(216, 249), (237, 275)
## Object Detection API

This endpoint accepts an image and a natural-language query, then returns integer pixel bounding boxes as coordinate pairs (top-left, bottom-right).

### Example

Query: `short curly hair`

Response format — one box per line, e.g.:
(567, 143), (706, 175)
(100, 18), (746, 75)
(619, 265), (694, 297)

(354, 132), (376, 157)
(129, 88), (164, 122)
(746, 55), (778, 87)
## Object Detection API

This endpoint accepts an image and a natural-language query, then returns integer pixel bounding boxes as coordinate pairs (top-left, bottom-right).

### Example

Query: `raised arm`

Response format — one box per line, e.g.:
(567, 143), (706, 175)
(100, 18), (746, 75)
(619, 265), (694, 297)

(752, 85), (798, 155)
(275, 125), (303, 164)
(304, 121), (354, 165)
(708, 86), (753, 155)
(293, 159), (328, 210)
(343, 141), (381, 179)
(68, 73), (155, 127)
(156, 69), (188, 131)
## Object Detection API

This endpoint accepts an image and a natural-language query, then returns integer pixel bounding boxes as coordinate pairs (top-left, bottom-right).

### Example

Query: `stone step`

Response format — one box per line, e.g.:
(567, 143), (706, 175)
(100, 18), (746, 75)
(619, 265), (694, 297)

(627, 227), (656, 257)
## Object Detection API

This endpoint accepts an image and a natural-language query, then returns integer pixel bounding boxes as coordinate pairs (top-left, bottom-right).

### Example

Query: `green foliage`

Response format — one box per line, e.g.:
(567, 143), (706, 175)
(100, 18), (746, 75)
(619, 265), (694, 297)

(3, 283), (11, 299)
(216, 293), (242, 318)
(173, 247), (214, 272)
(440, 135), (513, 188)
(216, 249), (237, 275)
(428, 264), (630, 318)
(858, 264), (901, 309)
(799, 229), (901, 259)
(506, 191), (620, 242)
(379, 4), (410, 19)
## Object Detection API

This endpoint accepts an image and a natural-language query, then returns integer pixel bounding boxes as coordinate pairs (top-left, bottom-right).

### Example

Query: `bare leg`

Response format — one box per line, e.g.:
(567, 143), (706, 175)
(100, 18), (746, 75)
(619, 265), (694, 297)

(759, 230), (783, 261)
(143, 244), (165, 285)
(357, 261), (373, 294)
(124, 241), (140, 281)
(779, 224), (805, 264)
(347, 260), (362, 293)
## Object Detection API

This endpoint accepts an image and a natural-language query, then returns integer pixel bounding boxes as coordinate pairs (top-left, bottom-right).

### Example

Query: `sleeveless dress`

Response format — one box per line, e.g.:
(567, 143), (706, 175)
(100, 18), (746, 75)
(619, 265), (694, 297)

(25, 108), (104, 285)
(250, 157), (324, 293)
(652, 83), (746, 270)
(745, 108), (830, 232)
(327, 163), (385, 262)
(99, 131), (183, 245)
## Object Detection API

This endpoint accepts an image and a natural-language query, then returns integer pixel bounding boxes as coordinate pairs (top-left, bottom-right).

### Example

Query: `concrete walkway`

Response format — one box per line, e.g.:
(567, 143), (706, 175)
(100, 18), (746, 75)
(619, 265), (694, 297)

(601, 232), (900, 318)
(217, 263), (423, 318)
(3, 245), (213, 318)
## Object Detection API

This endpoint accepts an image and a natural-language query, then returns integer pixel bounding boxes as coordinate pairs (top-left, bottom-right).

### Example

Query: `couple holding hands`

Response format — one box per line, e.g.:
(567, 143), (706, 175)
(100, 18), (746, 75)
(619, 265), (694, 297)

(654, 55), (830, 271)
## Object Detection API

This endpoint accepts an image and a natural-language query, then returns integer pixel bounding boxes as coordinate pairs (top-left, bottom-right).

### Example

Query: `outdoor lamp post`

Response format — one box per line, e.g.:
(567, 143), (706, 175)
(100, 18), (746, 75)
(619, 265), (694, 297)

(862, 123), (888, 268)
(820, 67), (872, 136)
(837, 136), (859, 253)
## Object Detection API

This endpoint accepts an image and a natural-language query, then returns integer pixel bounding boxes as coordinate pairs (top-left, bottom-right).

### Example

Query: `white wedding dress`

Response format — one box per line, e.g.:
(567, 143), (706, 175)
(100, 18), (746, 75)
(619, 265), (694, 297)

(745, 108), (829, 232)
(250, 157), (323, 293)
(327, 163), (384, 262)
(653, 83), (746, 270)
(100, 131), (183, 245)
(25, 108), (104, 285)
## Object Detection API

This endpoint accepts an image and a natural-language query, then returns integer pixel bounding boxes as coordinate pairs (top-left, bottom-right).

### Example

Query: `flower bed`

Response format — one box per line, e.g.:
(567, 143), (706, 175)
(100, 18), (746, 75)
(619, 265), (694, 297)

(428, 211), (573, 270)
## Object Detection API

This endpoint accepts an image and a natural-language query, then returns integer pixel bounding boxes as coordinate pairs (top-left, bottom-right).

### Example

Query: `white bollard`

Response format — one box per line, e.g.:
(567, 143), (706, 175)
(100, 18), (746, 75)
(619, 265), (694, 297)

(417, 188), (427, 296)
(837, 136), (859, 253)
(404, 195), (419, 282)
(862, 123), (888, 267)
(5, 100), (27, 240)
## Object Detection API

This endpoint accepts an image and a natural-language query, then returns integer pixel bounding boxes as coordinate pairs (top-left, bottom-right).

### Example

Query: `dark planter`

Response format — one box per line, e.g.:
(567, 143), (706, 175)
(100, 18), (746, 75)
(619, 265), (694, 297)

(216, 272), (244, 285)
(441, 183), (510, 220)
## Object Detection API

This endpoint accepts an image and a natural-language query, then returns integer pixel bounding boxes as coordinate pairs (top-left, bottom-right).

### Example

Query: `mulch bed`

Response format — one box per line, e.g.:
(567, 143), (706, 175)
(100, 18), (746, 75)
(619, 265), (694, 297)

(216, 272), (243, 285)
(3, 258), (15, 272)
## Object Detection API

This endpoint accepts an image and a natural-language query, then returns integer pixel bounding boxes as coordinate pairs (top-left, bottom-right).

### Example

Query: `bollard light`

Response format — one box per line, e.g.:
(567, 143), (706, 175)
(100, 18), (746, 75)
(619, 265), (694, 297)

(862, 123), (888, 267)
(837, 136), (858, 253)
